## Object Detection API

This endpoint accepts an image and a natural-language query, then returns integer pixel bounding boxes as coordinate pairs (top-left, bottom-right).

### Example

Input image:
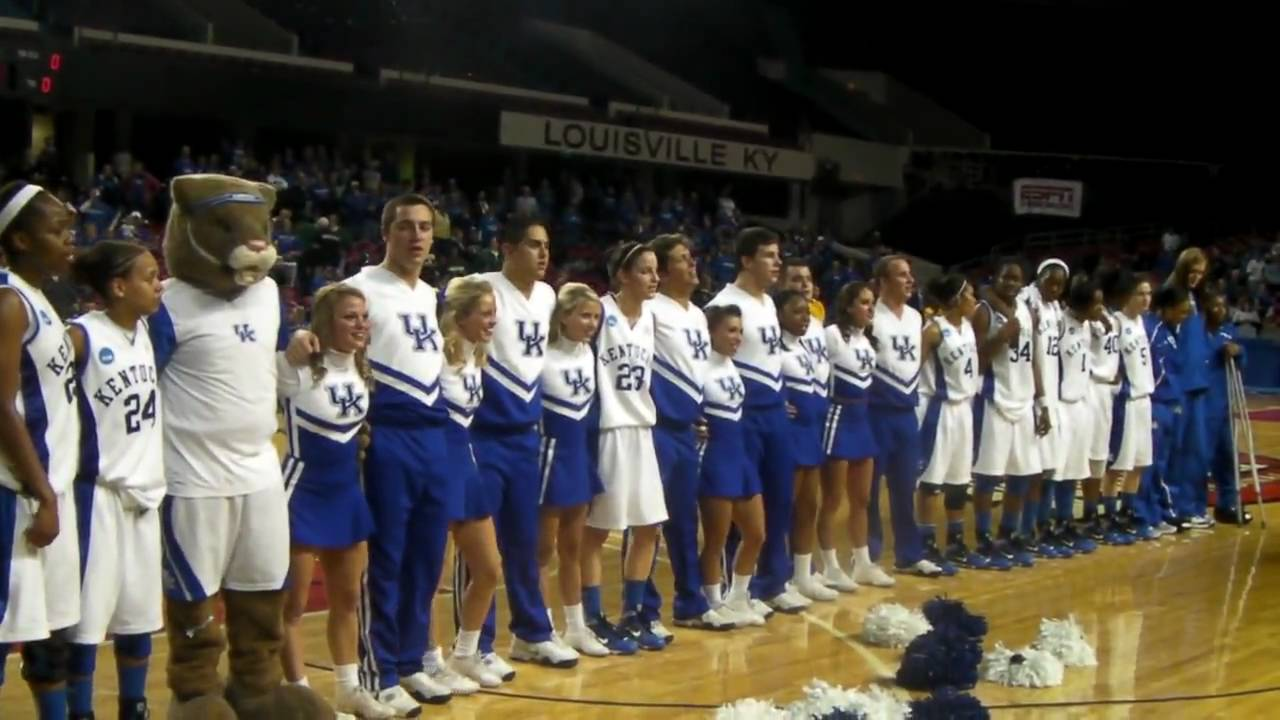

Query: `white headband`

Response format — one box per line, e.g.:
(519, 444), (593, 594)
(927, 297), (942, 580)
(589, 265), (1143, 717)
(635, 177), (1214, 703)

(0, 184), (44, 237)
(1037, 258), (1068, 276)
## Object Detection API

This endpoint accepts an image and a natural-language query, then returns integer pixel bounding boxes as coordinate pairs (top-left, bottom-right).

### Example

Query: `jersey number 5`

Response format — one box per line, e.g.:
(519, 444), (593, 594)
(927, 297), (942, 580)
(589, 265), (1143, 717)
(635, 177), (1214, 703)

(615, 363), (647, 392)
(124, 389), (157, 434)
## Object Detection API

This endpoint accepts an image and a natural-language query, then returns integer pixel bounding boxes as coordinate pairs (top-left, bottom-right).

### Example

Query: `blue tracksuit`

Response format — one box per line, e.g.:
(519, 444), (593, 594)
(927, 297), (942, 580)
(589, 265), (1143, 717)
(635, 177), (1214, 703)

(1169, 299), (1210, 517)
(1206, 324), (1247, 512)
(1145, 319), (1183, 524)
(867, 305), (924, 569)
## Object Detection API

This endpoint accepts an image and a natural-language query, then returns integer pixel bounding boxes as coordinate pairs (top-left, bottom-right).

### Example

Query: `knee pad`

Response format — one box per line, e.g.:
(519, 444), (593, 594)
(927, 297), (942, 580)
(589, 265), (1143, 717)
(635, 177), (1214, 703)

(974, 475), (1001, 496)
(21, 630), (70, 684)
(68, 643), (98, 677)
(114, 633), (152, 661)
(919, 482), (943, 497)
(944, 485), (969, 511)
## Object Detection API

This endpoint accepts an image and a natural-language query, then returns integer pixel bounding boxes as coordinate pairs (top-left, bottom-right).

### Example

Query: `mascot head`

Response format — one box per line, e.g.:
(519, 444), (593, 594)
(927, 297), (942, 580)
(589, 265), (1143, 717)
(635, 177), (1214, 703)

(164, 174), (278, 296)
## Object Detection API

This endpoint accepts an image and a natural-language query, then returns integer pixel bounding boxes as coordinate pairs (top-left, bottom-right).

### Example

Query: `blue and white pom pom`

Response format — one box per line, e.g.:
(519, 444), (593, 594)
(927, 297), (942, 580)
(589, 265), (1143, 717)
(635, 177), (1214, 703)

(1032, 615), (1098, 667)
(783, 680), (909, 720)
(922, 597), (988, 640)
(908, 687), (990, 719)
(714, 697), (787, 720)
(895, 626), (983, 691)
(980, 643), (1064, 688)
(860, 603), (931, 648)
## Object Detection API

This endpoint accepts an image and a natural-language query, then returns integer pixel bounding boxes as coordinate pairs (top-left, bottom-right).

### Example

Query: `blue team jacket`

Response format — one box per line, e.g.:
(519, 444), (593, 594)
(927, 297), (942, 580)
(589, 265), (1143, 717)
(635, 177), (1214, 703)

(1149, 318), (1183, 405)
(1206, 323), (1247, 416)
(1175, 299), (1210, 393)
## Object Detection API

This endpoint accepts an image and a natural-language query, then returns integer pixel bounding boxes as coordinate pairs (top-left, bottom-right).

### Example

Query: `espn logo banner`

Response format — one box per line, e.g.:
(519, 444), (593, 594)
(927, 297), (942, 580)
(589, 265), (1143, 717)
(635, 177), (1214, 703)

(1013, 178), (1083, 218)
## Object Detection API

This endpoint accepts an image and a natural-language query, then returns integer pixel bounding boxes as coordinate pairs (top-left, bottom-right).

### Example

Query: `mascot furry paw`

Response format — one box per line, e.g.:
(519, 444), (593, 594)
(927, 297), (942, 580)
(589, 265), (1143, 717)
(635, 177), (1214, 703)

(155, 174), (334, 718)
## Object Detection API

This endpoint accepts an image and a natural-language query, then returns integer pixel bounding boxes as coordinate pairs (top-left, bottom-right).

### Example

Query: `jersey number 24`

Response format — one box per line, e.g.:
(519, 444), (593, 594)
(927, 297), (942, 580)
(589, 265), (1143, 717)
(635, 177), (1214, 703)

(124, 389), (158, 434)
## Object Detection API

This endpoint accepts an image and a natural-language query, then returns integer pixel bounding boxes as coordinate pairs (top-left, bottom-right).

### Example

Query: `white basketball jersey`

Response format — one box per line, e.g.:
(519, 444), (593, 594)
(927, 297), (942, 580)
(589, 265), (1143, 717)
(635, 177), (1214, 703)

(1118, 313), (1154, 399)
(1020, 285), (1062, 404)
(706, 284), (783, 407)
(649, 293), (710, 425)
(278, 351), (368, 488)
(826, 325), (875, 402)
(925, 317), (979, 403)
(474, 272), (556, 428)
(346, 266), (445, 425)
(441, 348), (484, 428)
(981, 300), (1035, 421)
(1058, 313), (1092, 403)
(71, 311), (164, 507)
(0, 271), (79, 494)
(870, 300), (922, 407)
(1090, 310), (1121, 384)
(702, 352), (745, 422)
(542, 339), (596, 421)
(150, 277), (281, 498)
(595, 294), (656, 430)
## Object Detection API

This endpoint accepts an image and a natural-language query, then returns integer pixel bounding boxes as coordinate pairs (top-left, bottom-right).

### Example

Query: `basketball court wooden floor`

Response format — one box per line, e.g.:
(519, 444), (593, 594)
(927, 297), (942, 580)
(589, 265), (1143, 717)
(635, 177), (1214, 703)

(6, 399), (1280, 718)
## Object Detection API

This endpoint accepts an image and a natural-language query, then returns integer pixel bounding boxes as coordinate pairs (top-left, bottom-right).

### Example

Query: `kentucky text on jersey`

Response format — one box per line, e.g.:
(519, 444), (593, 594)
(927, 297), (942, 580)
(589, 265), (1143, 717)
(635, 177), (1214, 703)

(90, 364), (159, 408)
(599, 342), (652, 368)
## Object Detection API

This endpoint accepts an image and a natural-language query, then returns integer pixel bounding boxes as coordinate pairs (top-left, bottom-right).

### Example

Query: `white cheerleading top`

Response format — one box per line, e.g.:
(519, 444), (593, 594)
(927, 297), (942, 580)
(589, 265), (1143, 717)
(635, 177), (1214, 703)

(473, 271), (557, 430)
(649, 293), (711, 426)
(706, 283), (784, 408)
(441, 344), (484, 428)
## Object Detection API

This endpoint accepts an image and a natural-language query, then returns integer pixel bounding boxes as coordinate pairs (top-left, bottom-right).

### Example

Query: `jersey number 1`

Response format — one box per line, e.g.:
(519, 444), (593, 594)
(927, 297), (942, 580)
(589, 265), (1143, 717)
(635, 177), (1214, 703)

(124, 389), (157, 434)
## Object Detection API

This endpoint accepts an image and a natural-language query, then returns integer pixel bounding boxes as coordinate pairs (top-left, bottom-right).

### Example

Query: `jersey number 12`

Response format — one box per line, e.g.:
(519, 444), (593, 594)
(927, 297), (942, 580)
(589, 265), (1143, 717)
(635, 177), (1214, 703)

(124, 389), (157, 434)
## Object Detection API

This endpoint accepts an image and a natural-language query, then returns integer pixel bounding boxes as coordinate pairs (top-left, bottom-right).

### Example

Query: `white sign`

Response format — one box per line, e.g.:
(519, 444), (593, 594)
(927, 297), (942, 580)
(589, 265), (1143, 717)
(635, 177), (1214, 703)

(1013, 178), (1084, 218)
(499, 111), (815, 180)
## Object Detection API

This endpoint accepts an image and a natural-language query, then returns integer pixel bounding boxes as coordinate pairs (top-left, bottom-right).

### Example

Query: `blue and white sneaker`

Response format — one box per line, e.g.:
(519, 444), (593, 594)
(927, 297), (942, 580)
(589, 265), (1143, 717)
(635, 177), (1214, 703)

(944, 541), (992, 570)
(587, 615), (638, 656)
(1135, 524), (1159, 541)
(621, 614), (668, 652)
(1006, 537), (1035, 568)
(1062, 526), (1098, 554)
(923, 544), (960, 576)
(972, 534), (1013, 571)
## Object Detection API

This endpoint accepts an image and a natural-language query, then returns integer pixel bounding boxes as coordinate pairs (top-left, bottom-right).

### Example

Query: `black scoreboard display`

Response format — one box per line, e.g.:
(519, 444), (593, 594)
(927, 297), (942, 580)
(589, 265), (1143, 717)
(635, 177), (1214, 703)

(1, 39), (64, 99)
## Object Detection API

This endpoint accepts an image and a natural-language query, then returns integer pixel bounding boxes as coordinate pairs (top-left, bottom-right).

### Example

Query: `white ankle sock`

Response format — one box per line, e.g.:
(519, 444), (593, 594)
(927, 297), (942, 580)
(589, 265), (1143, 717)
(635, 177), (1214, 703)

(564, 604), (587, 633)
(820, 548), (840, 573)
(703, 584), (724, 606)
(727, 574), (752, 603)
(792, 553), (812, 583)
(455, 630), (481, 658)
(334, 663), (358, 691)
(852, 546), (871, 567)
(289, 675), (311, 688)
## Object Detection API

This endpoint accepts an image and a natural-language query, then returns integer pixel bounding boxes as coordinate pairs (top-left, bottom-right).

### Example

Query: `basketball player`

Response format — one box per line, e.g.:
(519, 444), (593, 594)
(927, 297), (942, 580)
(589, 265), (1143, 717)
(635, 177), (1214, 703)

(0, 181), (81, 719)
(777, 288), (838, 600)
(639, 234), (735, 632)
(289, 193), (458, 713)
(1134, 278), (1177, 536)
(1146, 286), (1193, 537)
(277, 284), (392, 717)
(867, 255), (941, 576)
(972, 258), (1047, 569)
(915, 274), (988, 570)
(706, 228), (809, 610)
(537, 284), (614, 656)
(698, 304), (768, 627)
(820, 282), (892, 587)
(1084, 268), (1128, 545)
(64, 241), (164, 720)
(1203, 291), (1251, 525)
(437, 277), (508, 689)
(1166, 249), (1214, 529)
(1108, 273), (1158, 539)
(465, 217), (576, 674)
(1051, 276), (1104, 554)
(581, 242), (670, 650)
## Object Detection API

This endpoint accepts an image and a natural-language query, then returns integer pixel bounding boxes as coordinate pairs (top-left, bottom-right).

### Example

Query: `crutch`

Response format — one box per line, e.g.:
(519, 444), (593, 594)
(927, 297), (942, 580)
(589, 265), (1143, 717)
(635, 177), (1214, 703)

(1228, 357), (1268, 528)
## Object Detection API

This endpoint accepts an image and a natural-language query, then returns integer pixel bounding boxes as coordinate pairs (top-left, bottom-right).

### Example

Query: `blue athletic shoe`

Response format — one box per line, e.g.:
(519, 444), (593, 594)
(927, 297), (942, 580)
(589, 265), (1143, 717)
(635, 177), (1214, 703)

(1006, 537), (1036, 568)
(622, 614), (668, 652)
(1062, 526), (1098, 554)
(924, 544), (960, 576)
(973, 534), (1014, 571)
(1135, 525), (1159, 541)
(588, 615), (638, 656)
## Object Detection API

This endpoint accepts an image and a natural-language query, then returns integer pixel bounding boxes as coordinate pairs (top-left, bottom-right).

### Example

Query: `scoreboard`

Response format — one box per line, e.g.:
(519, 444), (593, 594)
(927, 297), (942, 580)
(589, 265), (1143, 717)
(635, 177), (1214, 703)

(1, 39), (64, 99)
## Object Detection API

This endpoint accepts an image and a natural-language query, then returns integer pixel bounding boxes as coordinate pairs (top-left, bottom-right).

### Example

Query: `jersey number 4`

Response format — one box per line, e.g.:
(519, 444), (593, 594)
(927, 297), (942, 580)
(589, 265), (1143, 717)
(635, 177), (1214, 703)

(615, 363), (647, 392)
(124, 389), (157, 434)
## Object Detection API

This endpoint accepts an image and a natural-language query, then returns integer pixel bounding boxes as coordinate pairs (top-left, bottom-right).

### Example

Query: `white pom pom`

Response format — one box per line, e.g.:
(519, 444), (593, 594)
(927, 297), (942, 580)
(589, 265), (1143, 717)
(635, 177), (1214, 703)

(981, 643), (1065, 688)
(782, 680), (910, 720)
(860, 602), (931, 648)
(715, 697), (787, 720)
(1033, 615), (1098, 667)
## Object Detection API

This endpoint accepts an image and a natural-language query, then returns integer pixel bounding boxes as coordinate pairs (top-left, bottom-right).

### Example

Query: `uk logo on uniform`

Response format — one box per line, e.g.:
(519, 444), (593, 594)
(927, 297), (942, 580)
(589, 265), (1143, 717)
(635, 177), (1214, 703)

(718, 377), (745, 402)
(234, 324), (257, 343)
(892, 335), (917, 362)
(760, 326), (783, 355)
(399, 313), (440, 352)
(563, 368), (592, 397)
(685, 329), (709, 361)
(327, 382), (366, 418)
(516, 320), (546, 357)
(463, 374), (483, 404)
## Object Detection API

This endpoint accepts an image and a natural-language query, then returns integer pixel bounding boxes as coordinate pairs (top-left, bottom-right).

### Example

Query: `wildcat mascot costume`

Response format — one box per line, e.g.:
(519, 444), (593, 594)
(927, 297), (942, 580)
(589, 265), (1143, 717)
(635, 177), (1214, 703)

(149, 174), (331, 718)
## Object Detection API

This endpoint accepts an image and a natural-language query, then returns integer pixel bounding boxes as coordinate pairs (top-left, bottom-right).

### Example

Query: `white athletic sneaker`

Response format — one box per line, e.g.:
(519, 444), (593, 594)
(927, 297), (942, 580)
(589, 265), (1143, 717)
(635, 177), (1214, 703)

(426, 663), (479, 695)
(673, 606), (737, 631)
(897, 559), (944, 577)
(820, 564), (859, 593)
(448, 653), (502, 689)
(481, 652), (516, 682)
(562, 626), (611, 657)
(337, 713), (357, 720)
(400, 672), (452, 705)
(1155, 521), (1177, 537)
(375, 686), (425, 717)
(852, 562), (896, 587)
(766, 588), (812, 613)
(335, 685), (396, 719)
(721, 599), (767, 627)
(510, 637), (580, 668)
(748, 598), (776, 620)
(648, 619), (675, 644)
(794, 576), (839, 602)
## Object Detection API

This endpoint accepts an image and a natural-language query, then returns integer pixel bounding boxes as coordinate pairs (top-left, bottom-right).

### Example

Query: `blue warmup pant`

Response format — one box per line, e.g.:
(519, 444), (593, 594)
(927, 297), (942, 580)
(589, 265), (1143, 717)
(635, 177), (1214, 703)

(633, 423), (708, 622)
(358, 424), (454, 691)
(471, 428), (553, 652)
(1168, 389), (1209, 518)
(1206, 408), (1239, 512)
(742, 405), (796, 600)
(867, 405), (923, 567)
(1140, 402), (1179, 525)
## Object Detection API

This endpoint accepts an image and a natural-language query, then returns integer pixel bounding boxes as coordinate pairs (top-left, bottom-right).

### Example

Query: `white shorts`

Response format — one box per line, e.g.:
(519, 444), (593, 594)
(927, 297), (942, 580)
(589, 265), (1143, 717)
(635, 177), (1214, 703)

(973, 402), (1043, 478)
(1055, 400), (1094, 481)
(1037, 402), (1065, 476)
(1089, 383), (1116, 462)
(919, 400), (974, 487)
(1110, 396), (1153, 473)
(587, 427), (668, 531)
(160, 484), (289, 601)
(0, 490), (80, 643)
(67, 486), (163, 644)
